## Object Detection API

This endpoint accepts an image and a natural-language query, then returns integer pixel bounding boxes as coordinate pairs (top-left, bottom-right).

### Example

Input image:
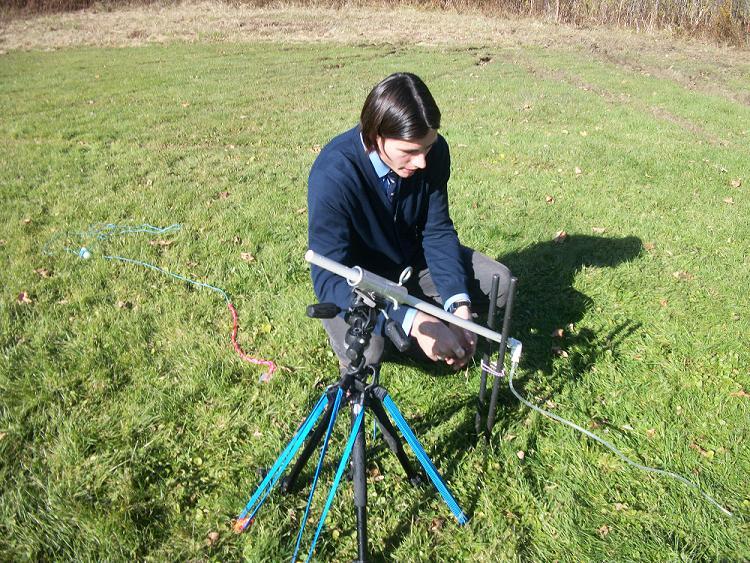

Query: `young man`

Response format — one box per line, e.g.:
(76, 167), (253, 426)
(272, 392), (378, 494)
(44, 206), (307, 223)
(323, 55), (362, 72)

(308, 72), (511, 370)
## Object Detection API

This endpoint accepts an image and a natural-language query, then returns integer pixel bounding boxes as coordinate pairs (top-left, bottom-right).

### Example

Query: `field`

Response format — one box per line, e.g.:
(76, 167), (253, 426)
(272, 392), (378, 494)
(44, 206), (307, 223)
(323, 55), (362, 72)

(1, 4), (749, 560)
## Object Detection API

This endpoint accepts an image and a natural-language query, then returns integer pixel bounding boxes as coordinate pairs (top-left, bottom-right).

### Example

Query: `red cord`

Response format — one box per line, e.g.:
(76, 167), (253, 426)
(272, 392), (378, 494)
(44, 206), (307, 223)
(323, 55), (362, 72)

(228, 302), (277, 382)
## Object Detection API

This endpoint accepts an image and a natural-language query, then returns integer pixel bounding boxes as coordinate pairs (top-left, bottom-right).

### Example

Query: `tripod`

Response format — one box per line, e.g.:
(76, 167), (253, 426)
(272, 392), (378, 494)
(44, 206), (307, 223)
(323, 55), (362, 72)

(233, 291), (468, 562)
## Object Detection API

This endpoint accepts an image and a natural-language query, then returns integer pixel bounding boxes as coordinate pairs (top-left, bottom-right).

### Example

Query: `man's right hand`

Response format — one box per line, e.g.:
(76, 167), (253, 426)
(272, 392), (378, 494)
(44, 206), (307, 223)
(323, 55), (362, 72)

(411, 311), (468, 368)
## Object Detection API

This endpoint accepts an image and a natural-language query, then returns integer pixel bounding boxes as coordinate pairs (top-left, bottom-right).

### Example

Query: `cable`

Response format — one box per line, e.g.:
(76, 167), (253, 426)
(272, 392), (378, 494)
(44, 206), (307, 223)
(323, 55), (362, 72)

(480, 357), (733, 518)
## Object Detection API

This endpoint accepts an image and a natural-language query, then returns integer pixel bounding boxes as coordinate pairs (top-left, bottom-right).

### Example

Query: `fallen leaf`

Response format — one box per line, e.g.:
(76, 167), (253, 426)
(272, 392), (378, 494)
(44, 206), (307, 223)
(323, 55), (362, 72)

(516, 450), (525, 460)
(544, 399), (557, 409)
(430, 517), (445, 532)
(296, 207), (307, 214)
(598, 524), (611, 537)
(659, 298), (668, 307)
(149, 239), (174, 247)
(17, 292), (32, 304)
(621, 424), (634, 431)
(551, 328), (564, 338)
(34, 268), (52, 278)
(181, 101), (190, 108)
(591, 226), (607, 234)
(574, 166), (582, 175)
(116, 301), (133, 309)
(553, 230), (568, 243)
(545, 195), (555, 204)
(730, 178), (741, 188)
(22, 218), (32, 225)
(232, 236), (242, 245)
(690, 442), (714, 459)
(730, 389), (750, 398)
(551, 347), (569, 358)
(240, 252), (255, 263)
(205, 531), (219, 547)
(0, 239), (6, 245)
(646, 428), (656, 437)
(644, 242), (656, 251)
(217, 191), (230, 199)
(579, 131), (588, 137)
(672, 271), (693, 281)
(614, 502), (628, 511)
(723, 197), (735, 204)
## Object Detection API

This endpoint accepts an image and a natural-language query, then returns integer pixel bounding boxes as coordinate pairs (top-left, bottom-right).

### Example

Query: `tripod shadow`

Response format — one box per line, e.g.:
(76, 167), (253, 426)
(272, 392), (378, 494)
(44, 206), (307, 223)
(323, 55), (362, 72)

(375, 234), (644, 559)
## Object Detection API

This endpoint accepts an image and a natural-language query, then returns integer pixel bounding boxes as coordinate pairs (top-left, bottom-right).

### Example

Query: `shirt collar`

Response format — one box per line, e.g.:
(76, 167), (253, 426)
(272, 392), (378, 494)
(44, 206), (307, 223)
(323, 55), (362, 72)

(361, 133), (391, 179)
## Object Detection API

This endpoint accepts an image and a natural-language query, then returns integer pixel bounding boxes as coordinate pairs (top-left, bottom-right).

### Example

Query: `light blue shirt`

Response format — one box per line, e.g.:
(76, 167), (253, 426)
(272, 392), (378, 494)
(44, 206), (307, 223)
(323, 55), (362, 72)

(364, 141), (470, 336)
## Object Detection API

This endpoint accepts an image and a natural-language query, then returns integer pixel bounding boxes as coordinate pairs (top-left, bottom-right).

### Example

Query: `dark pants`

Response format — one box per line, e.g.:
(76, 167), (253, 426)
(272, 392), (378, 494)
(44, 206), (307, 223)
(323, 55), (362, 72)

(321, 247), (512, 368)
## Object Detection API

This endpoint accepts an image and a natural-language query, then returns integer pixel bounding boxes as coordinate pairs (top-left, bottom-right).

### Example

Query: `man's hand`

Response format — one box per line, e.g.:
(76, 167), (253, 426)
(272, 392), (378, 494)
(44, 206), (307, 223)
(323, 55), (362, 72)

(448, 305), (477, 368)
(411, 310), (472, 369)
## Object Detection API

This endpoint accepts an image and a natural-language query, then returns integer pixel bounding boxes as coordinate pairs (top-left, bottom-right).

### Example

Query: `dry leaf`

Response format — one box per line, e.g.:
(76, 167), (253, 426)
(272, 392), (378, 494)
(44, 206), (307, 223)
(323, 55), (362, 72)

(217, 191), (230, 199)
(730, 389), (750, 398)
(0, 432), (6, 441)
(646, 428), (656, 437)
(206, 531), (219, 547)
(672, 271), (693, 281)
(149, 239), (174, 247)
(17, 291), (32, 304)
(22, 218), (32, 225)
(552, 347), (569, 358)
(116, 301), (133, 309)
(253, 429), (263, 437)
(574, 167), (582, 176)
(232, 236), (242, 245)
(34, 268), (51, 278)
(614, 502), (628, 511)
(551, 328), (564, 338)
(240, 252), (255, 263)
(181, 101), (190, 108)
(516, 450), (526, 460)
(545, 195), (555, 204)
(579, 131), (588, 137)
(690, 443), (714, 459)
(644, 242), (656, 251)
(621, 424), (634, 431)
(296, 207), (307, 214)
(723, 197), (735, 204)
(430, 517), (445, 533)
(592, 226), (607, 234)
(0, 239), (6, 245)
(659, 298), (668, 307)
(544, 399), (557, 410)
(730, 178), (741, 188)
(598, 524), (611, 537)
(553, 230), (568, 244)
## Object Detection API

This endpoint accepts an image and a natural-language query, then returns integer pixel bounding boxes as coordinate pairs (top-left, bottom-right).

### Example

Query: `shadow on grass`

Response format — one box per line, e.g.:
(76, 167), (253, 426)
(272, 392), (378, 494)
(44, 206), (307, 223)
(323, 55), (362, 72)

(373, 234), (644, 559)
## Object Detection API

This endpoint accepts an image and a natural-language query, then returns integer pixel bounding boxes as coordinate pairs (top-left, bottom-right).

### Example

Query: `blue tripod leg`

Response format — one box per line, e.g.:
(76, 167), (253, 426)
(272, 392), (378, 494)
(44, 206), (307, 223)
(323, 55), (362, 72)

(234, 393), (329, 532)
(305, 400), (366, 562)
(381, 394), (469, 525)
(291, 388), (344, 562)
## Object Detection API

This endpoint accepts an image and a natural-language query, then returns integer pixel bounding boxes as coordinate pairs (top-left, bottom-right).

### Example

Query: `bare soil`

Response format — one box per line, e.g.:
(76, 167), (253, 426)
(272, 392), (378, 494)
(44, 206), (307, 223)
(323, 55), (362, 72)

(1, 1), (748, 105)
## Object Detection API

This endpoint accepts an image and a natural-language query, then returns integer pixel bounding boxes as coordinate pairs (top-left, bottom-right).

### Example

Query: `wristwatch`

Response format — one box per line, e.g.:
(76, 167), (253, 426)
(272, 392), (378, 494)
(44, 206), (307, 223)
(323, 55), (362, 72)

(448, 300), (472, 314)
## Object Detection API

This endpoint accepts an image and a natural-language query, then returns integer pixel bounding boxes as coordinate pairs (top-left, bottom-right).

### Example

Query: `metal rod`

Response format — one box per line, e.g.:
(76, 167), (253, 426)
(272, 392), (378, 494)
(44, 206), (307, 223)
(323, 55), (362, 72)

(476, 274), (500, 436)
(486, 277), (517, 438)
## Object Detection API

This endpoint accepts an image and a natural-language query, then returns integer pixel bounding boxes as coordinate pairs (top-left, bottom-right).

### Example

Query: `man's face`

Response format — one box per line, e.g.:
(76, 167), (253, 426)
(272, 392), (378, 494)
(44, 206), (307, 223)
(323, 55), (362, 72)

(376, 129), (438, 179)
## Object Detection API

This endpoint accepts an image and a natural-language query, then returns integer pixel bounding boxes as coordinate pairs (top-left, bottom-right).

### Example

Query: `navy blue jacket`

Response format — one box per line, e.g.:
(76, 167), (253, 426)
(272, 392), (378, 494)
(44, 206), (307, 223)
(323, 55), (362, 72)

(307, 126), (468, 333)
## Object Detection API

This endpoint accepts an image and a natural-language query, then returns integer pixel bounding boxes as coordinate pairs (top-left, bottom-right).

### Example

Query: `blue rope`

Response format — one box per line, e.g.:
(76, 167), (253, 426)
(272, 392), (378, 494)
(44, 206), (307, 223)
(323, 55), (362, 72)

(236, 393), (329, 524)
(292, 388), (343, 563)
(306, 402), (366, 562)
(382, 394), (468, 525)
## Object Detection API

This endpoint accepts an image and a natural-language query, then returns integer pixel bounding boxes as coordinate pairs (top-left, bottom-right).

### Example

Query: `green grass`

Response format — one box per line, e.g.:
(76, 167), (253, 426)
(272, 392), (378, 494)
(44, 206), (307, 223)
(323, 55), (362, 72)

(1, 39), (749, 560)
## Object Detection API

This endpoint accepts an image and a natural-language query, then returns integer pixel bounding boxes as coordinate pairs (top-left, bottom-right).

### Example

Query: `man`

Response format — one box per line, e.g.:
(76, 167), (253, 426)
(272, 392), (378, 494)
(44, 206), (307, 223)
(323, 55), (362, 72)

(308, 72), (511, 370)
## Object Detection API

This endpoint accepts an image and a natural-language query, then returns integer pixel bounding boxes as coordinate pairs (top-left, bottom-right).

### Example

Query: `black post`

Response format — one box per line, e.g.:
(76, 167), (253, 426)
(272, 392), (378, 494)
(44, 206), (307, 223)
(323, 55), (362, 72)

(476, 274), (500, 437)
(486, 277), (517, 439)
(351, 400), (368, 562)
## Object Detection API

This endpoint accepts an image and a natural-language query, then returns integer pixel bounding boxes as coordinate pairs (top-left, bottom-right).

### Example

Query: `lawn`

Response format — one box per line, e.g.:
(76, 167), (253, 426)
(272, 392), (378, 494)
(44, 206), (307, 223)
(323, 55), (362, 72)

(1, 17), (749, 560)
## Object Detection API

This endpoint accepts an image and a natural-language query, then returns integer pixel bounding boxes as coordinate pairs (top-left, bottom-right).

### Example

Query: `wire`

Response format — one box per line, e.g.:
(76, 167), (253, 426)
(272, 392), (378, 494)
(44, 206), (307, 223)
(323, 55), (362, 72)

(481, 357), (733, 518)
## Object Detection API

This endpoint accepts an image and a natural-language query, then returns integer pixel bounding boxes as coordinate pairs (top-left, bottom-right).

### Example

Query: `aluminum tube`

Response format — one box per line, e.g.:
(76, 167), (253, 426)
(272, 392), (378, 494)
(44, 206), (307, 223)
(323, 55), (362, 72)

(305, 250), (505, 344)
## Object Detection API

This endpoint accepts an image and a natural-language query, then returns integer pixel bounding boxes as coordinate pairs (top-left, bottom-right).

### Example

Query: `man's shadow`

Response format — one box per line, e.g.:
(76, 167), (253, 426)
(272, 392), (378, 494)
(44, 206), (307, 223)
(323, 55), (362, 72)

(373, 234), (644, 561)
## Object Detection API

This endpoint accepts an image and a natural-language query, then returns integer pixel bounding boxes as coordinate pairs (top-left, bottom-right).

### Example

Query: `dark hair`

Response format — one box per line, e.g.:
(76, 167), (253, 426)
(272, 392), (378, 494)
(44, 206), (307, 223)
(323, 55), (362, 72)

(360, 73), (441, 152)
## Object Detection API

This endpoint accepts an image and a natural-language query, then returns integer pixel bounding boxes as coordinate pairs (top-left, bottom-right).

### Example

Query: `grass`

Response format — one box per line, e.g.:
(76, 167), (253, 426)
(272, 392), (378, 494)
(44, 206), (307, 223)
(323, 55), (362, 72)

(1, 31), (749, 561)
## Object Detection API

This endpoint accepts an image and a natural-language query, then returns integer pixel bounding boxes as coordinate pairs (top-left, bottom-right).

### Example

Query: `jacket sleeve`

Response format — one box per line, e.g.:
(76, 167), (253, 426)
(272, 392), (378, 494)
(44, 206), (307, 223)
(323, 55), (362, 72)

(420, 138), (470, 301)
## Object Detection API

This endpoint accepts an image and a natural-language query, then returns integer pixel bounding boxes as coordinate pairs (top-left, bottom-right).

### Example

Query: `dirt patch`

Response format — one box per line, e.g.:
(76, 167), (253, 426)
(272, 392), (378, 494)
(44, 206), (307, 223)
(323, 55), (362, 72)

(1, 1), (748, 105)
